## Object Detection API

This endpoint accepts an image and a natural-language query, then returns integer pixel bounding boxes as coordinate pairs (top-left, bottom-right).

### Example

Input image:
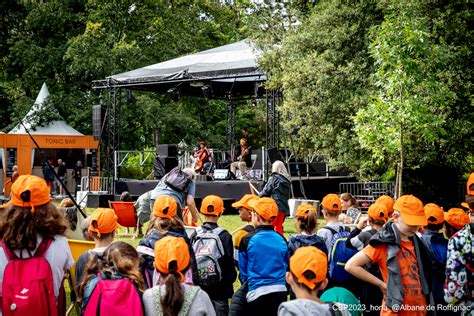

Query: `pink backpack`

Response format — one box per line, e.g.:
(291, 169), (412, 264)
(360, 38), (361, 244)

(83, 272), (143, 316)
(1, 239), (57, 316)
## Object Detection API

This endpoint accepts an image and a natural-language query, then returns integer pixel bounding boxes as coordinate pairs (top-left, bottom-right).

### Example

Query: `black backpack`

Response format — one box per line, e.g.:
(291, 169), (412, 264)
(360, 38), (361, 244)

(164, 167), (192, 192)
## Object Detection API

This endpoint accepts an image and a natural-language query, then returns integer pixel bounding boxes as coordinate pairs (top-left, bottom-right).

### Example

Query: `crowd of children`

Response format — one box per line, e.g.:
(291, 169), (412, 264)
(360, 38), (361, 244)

(0, 173), (473, 316)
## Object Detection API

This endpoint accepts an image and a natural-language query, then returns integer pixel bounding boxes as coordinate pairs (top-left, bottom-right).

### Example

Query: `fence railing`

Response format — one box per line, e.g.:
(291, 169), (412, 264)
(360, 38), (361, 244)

(80, 176), (113, 192)
(339, 181), (395, 208)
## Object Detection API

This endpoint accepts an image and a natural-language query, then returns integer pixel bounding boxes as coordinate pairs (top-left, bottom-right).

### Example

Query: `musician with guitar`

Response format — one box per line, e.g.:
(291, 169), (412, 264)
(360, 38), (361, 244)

(230, 138), (252, 180)
(193, 140), (211, 174)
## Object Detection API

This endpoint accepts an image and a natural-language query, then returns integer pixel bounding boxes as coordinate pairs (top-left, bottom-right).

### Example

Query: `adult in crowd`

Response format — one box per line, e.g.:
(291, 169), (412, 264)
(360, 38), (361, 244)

(56, 158), (67, 196)
(230, 138), (252, 180)
(150, 167), (199, 222)
(340, 192), (361, 224)
(72, 160), (83, 194)
(43, 159), (55, 194)
(259, 160), (291, 235)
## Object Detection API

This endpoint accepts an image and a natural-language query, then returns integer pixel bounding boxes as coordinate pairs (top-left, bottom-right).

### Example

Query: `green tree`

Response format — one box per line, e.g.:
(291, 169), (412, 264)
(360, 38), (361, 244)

(354, 1), (472, 191)
(259, 2), (382, 177)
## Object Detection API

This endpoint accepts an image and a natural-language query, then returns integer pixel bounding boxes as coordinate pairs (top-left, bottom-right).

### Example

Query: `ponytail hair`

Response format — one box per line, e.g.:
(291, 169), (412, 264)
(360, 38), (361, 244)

(161, 261), (185, 316)
(297, 210), (318, 234)
(77, 252), (105, 302)
(147, 215), (185, 236)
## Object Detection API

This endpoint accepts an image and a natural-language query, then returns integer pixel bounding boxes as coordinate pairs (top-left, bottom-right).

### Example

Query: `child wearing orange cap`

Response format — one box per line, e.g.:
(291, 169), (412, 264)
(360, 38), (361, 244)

(346, 195), (433, 315)
(419, 203), (450, 314)
(142, 236), (216, 315)
(278, 246), (350, 316)
(137, 195), (198, 288)
(190, 195), (236, 316)
(238, 197), (289, 316)
(231, 194), (258, 272)
(0, 175), (74, 314)
(78, 241), (145, 314)
(317, 193), (348, 251)
(75, 207), (118, 287)
(345, 202), (388, 316)
(288, 204), (327, 256)
(375, 195), (395, 219)
(444, 208), (470, 238)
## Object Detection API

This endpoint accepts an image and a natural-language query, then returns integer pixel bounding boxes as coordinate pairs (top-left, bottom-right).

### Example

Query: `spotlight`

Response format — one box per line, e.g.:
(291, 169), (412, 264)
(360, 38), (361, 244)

(201, 85), (213, 99)
(167, 86), (180, 101)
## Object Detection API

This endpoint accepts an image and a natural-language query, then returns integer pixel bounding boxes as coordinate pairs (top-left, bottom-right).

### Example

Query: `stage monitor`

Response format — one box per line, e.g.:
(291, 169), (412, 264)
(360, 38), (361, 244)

(213, 169), (234, 180)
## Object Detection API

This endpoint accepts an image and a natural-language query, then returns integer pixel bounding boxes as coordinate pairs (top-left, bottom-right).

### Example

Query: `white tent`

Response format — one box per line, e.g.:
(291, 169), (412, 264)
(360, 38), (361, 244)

(9, 82), (83, 136)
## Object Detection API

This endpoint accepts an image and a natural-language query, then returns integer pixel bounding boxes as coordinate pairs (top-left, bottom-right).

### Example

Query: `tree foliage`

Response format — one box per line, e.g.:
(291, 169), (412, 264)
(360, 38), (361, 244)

(0, 0), (266, 154)
(258, 0), (472, 179)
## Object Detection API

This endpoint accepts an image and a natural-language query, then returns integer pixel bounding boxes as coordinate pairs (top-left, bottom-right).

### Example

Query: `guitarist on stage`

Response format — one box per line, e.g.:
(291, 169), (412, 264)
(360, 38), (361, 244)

(230, 138), (252, 180)
(193, 140), (211, 174)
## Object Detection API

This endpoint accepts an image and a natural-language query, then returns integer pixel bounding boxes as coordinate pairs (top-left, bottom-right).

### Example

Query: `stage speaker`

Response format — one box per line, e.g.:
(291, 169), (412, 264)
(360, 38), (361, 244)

(153, 156), (179, 179)
(86, 151), (99, 176)
(157, 144), (178, 157)
(213, 169), (235, 180)
(92, 104), (104, 141)
(267, 147), (284, 164)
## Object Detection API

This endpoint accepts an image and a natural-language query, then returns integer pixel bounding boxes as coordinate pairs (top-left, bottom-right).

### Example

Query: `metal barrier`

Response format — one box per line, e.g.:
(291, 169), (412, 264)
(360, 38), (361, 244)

(339, 182), (395, 207)
(80, 176), (113, 192)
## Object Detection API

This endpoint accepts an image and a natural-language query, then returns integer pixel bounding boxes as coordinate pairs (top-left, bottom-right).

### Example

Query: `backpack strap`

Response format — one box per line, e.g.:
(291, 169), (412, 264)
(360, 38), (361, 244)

(321, 226), (342, 235)
(152, 286), (164, 315)
(1, 238), (52, 261)
(321, 226), (338, 235)
(180, 286), (200, 315)
(1, 240), (18, 261)
(34, 239), (53, 258)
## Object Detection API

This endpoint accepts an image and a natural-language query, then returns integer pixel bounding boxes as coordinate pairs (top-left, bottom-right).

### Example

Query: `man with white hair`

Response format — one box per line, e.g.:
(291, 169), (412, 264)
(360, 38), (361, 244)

(150, 167), (199, 222)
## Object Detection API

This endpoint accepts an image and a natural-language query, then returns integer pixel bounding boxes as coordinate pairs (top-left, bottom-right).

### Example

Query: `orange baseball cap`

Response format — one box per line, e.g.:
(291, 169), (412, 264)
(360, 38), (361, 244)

(367, 203), (388, 222)
(467, 173), (474, 196)
(393, 195), (427, 226)
(88, 208), (118, 238)
(424, 203), (444, 225)
(200, 195), (224, 215)
(153, 196), (178, 219)
(321, 194), (341, 212)
(248, 197), (278, 221)
(296, 204), (317, 218)
(375, 195), (395, 213)
(154, 236), (190, 280)
(444, 208), (470, 230)
(290, 246), (327, 289)
(4, 175), (51, 213)
(232, 194), (258, 210)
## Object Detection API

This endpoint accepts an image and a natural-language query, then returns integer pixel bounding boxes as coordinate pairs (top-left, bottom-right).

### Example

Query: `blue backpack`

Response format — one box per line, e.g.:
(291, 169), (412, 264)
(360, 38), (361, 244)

(323, 226), (358, 283)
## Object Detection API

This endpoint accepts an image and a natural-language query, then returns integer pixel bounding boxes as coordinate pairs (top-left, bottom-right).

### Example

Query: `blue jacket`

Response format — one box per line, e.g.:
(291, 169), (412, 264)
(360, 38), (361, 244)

(259, 173), (291, 216)
(288, 233), (328, 256)
(238, 225), (289, 292)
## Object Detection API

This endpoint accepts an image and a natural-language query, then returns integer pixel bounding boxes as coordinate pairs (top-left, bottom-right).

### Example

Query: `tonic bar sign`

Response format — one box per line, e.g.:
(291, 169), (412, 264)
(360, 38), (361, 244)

(44, 137), (76, 145)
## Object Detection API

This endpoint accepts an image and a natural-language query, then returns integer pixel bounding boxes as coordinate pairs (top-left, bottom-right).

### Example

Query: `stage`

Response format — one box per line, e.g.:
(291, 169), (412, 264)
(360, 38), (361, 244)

(84, 176), (354, 214)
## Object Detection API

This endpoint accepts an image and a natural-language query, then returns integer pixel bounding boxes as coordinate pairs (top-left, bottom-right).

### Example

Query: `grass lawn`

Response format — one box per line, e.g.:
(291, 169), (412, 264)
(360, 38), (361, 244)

(65, 214), (327, 315)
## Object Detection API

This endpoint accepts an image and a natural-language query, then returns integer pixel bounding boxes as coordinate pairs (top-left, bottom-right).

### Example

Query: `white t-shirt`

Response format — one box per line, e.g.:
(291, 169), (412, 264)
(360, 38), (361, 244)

(0, 235), (74, 297)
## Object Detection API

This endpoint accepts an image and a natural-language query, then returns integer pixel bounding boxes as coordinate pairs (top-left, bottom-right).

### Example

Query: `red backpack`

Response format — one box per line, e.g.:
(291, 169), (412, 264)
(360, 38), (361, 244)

(1, 239), (57, 316)
(83, 272), (143, 316)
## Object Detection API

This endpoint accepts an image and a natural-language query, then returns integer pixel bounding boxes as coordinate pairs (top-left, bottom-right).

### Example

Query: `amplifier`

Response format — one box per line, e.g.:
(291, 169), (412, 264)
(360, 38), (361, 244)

(157, 144), (178, 157)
